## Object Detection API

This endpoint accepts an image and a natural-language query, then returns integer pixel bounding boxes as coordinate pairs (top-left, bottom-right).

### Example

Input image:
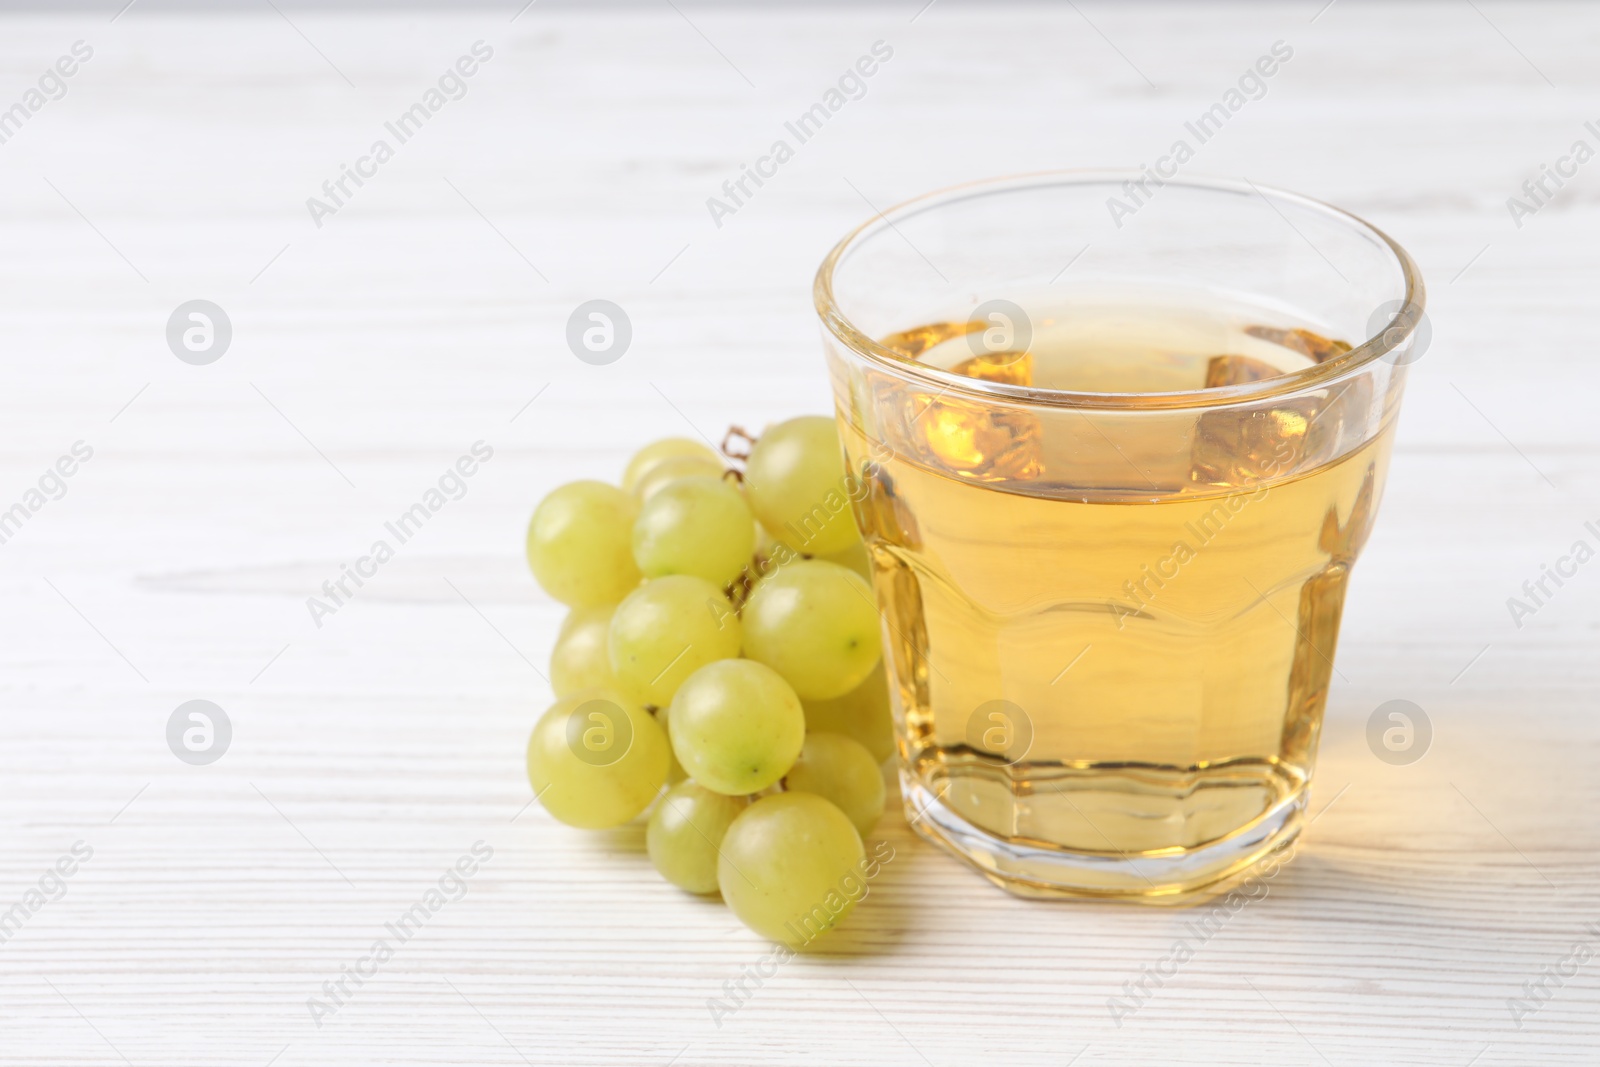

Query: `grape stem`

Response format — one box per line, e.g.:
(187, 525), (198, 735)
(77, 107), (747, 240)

(720, 425), (758, 464)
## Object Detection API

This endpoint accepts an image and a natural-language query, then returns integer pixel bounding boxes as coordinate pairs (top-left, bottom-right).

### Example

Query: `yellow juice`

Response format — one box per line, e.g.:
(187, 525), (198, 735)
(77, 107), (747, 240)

(834, 288), (1394, 894)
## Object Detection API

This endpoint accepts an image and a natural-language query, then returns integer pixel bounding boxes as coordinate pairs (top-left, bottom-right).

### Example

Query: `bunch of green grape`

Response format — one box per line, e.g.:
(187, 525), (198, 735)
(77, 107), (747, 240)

(523, 417), (895, 948)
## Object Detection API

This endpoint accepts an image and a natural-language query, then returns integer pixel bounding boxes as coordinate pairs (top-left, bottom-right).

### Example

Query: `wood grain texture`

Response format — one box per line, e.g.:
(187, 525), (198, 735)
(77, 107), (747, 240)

(0, 2), (1597, 1064)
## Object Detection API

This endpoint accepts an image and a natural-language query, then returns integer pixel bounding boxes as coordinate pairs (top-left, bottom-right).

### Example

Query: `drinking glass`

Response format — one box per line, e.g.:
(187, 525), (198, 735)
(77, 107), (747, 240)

(814, 172), (1423, 901)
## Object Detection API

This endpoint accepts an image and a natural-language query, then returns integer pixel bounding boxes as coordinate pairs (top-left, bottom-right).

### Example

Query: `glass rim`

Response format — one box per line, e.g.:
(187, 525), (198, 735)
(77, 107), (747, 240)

(813, 170), (1426, 412)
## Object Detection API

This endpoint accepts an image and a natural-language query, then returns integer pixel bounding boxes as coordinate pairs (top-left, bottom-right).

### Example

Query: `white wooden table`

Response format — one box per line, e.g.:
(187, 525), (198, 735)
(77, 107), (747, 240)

(1, 2), (1596, 1063)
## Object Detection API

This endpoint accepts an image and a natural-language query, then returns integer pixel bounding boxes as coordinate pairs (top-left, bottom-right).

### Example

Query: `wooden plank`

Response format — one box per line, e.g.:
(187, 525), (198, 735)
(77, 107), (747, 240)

(0, 3), (1595, 1064)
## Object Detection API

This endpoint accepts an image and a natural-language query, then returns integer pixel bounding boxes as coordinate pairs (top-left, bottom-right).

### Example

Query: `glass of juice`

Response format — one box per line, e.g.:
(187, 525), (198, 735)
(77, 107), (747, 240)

(814, 172), (1423, 902)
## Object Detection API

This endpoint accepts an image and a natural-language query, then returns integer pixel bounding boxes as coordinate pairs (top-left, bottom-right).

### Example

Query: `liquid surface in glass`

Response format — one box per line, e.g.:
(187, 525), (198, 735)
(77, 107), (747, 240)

(838, 287), (1392, 882)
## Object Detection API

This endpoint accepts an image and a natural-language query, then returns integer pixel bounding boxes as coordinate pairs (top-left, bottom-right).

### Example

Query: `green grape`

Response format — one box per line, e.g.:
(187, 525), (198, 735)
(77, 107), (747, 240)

(783, 732), (885, 837)
(635, 454), (729, 502)
(646, 781), (749, 894)
(623, 437), (723, 495)
(633, 476), (756, 587)
(654, 704), (687, 784)
(668, 659), (805, 796)
(718, 792), (866, 947)
(803, 660), (895, 764)
(526, 689), (669, 829)
(742, 559), (882, 700)
(754, 521), (781, 560)
(550, 606), (617, 697)
(609, 575), (742, 706)
(744, 416), (862, 556)
(526, 481), (641, 608)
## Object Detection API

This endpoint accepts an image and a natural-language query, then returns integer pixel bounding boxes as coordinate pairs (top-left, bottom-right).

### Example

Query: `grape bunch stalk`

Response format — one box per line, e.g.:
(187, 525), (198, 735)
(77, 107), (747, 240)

(524, 417), (894, 947)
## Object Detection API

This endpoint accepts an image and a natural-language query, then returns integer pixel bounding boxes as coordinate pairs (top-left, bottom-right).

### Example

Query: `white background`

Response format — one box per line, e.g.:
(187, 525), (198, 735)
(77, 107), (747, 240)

(0, 2), (1596, 1064)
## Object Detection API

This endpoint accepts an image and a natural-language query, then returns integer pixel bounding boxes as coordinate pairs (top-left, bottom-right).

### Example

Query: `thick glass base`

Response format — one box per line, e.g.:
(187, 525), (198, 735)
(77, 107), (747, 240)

(902, 771), (1306, 904)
